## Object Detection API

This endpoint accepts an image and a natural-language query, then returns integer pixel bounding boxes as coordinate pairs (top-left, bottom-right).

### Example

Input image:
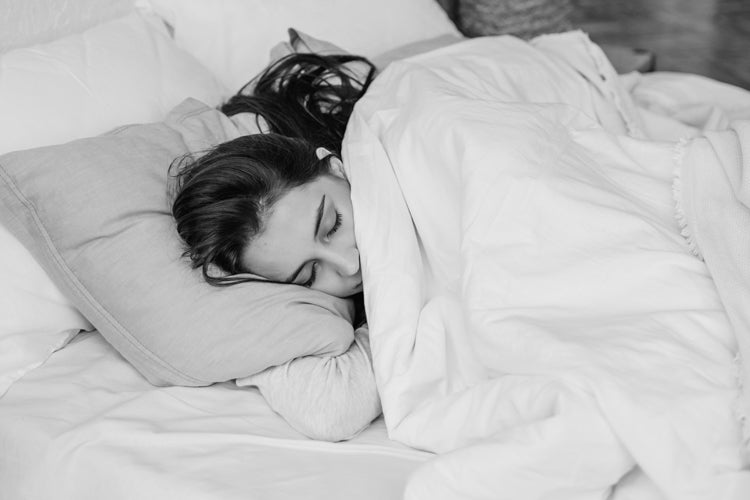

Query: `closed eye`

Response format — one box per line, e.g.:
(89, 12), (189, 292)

(327, 211), (342, 238)
(302, 262), (318, 288)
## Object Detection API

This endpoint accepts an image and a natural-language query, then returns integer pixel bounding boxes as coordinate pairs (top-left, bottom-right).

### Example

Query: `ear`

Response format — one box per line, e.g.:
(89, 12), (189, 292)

(316, 147), (346, 179)
(315, 147), (330, 160)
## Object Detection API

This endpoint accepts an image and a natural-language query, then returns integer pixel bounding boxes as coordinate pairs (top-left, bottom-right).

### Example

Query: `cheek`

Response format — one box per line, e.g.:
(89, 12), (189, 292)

(315, 271), (349, 297)
(341, 199), (356, 233)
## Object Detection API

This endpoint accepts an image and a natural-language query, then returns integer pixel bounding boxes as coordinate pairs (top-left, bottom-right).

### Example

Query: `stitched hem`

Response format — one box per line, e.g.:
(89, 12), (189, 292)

(0, 159), (208, 386)
(671, 137), (703, 259)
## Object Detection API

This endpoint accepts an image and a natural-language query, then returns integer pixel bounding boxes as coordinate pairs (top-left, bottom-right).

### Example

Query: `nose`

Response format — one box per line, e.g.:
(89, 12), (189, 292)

(323, 245), (360, 276)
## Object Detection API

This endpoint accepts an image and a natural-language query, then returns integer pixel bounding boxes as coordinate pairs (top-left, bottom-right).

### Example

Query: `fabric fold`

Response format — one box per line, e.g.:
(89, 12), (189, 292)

(676, 121), (750, 447)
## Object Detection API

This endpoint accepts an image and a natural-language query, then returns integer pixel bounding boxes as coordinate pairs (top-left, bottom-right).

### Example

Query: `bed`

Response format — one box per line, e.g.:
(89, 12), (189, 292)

(1, 1), (749, 499)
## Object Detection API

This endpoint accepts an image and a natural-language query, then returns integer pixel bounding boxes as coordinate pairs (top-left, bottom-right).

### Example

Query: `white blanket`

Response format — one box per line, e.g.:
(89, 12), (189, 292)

(343, 33), (750, 499)
(676, 121), (750, 445)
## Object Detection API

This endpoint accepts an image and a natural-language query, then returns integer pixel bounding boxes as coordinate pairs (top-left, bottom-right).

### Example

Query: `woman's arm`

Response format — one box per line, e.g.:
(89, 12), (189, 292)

(236, 326), (381, 441)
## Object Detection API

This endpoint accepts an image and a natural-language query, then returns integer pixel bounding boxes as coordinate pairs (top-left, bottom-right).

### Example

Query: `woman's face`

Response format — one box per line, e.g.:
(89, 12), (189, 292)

(241, 160), (362, 298)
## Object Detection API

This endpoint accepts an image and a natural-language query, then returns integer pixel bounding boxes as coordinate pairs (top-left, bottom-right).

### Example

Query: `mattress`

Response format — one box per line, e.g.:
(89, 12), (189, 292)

(0, 332), (430, 500)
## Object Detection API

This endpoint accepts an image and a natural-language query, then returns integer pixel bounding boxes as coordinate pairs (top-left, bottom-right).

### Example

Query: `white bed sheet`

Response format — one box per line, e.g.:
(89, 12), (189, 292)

(0, 332), (429, 500)
(4, 29), (750, 500)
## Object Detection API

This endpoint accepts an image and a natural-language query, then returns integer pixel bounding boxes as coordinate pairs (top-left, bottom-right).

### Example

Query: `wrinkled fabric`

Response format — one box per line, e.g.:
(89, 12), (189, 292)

(675, 121), (750, 448)
(343, 34), (750, 499)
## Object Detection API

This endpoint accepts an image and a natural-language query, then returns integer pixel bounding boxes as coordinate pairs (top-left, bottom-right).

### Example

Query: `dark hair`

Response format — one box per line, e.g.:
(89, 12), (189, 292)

(221, 52), (376, 155)
(171, 133), (333, 286)
(172, 51), (374, 289)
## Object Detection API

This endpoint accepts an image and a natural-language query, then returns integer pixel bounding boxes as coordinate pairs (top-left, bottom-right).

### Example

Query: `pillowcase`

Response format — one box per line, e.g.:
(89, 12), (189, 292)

(0, 98), (356, 387)
(0, 11), (227, 156)
(268, 29), (465, 77)
(0, 0), (135, 51)
(137, 0), (461, 92)
(370, 33), (466, 70)
(0, 224), (92, 397)
(0, 11), (228, 396)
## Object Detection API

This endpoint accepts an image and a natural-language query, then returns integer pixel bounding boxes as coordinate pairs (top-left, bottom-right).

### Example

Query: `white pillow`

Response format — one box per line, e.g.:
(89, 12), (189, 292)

(0, 11), (227, 396)
(0, 11), (228, 155)
(0, 0), (135, 51)
(0, 225), (92, 397)
(138, 0), (460, 92)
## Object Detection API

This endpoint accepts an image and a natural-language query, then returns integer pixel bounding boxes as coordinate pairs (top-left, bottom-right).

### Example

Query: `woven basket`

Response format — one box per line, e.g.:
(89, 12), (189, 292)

(458, 0), (574, 39)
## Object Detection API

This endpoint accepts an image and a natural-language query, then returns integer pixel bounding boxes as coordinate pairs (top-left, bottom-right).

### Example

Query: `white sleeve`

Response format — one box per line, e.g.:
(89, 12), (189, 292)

(236, 326), (381, 441)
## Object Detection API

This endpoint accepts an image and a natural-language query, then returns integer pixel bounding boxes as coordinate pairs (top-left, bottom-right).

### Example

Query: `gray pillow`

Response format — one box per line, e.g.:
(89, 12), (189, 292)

(0, 99), (355, 386)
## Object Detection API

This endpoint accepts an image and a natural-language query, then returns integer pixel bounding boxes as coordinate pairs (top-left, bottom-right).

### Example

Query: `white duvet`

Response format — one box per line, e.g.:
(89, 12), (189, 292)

(343, 33), (750, 499)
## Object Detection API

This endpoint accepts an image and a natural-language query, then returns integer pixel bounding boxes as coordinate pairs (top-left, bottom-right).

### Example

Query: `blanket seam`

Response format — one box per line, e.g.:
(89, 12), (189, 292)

(671, 137), (703, 259)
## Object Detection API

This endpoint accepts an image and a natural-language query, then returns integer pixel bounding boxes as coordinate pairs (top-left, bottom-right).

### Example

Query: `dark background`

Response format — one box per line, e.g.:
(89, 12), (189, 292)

(438, 0), (750, 89)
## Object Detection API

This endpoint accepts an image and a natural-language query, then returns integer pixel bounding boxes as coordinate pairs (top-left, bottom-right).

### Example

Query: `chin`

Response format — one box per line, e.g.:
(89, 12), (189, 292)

(327, 281), (363, 298)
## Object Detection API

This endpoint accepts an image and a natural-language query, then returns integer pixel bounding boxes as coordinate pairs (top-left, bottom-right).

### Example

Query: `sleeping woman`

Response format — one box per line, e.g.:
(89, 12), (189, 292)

(170, 34), (750, 500)
(171, 43), (382, 441)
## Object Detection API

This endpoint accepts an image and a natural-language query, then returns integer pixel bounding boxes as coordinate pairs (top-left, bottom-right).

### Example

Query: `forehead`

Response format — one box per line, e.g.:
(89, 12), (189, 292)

(240, 175), (339, 280)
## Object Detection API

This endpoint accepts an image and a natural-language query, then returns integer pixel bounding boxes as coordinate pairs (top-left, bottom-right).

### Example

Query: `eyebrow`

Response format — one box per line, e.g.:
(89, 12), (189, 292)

(314, 195), (326, 238)
(285, 195), (326, 284)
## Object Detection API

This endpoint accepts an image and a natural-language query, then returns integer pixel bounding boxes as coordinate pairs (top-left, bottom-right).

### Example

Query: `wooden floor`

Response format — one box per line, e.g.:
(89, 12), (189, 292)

(572, 0), (750, 90)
